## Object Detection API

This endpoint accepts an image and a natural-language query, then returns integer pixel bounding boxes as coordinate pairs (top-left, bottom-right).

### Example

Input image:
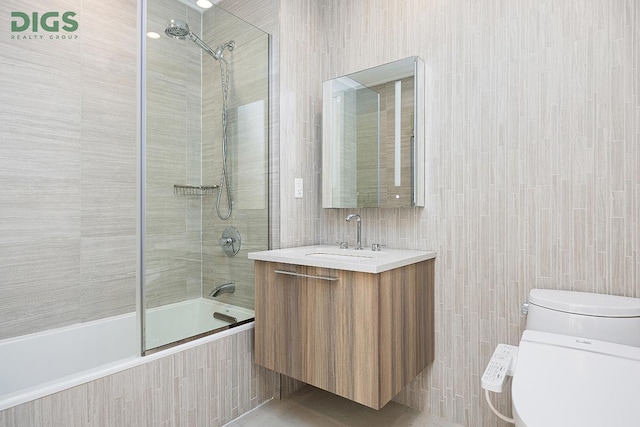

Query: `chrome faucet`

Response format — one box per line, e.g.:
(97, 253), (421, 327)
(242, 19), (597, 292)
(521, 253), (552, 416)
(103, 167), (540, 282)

(346, 214), (363, 250)
(209, 282), (235, 297)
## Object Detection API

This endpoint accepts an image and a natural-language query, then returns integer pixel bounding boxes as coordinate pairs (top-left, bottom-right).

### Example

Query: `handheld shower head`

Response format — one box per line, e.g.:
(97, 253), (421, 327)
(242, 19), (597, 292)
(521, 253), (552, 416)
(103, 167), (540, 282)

(164, 19), (219, 59)
(164, 19), (236, 61)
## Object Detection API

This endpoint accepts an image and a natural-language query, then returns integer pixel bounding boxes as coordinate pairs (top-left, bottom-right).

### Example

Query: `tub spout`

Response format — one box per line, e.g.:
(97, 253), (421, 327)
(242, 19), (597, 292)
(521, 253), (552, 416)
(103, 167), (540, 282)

(209, 283), (235, 297)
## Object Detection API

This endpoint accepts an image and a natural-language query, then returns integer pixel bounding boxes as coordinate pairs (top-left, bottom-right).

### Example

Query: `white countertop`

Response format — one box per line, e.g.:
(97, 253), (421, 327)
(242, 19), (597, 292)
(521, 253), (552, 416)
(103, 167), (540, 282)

(248, 245), (436, 274)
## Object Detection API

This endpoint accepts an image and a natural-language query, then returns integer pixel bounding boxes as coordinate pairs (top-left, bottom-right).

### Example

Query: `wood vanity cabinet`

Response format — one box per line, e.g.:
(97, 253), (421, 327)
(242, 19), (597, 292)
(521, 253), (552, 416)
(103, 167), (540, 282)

(254, 259), (435, 409)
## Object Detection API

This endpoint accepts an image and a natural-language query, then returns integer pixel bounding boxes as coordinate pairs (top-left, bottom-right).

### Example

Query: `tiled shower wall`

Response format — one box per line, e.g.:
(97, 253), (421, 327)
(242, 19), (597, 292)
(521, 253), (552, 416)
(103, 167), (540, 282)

(0, 0), (138, 340)
(145, 0), (204, 308)
(278, 0), (639, 426)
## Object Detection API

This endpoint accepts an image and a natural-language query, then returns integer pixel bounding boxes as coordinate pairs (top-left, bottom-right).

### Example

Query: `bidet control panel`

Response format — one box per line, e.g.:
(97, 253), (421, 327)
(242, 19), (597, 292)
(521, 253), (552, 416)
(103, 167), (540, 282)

(481, 344), (518, 393)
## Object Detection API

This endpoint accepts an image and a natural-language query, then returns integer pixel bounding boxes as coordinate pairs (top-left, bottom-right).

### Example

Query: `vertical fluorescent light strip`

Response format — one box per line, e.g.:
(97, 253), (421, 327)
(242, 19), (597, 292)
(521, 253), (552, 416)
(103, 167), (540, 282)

(394, 80), (402, 187)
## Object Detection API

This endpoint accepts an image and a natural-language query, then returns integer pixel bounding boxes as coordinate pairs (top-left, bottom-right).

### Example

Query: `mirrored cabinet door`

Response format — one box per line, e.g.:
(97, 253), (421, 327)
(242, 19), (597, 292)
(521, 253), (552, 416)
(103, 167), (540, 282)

(322, 56), (425, 209)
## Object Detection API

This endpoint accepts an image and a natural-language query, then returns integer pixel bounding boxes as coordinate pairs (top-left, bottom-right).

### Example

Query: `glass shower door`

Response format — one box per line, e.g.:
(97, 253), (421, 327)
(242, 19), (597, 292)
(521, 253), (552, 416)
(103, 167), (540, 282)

(142, 0), (269, 353)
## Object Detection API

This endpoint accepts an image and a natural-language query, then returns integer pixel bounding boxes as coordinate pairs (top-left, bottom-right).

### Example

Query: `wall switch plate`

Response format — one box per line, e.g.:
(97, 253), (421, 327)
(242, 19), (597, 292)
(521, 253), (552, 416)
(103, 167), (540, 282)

(294, 178), (303, 198)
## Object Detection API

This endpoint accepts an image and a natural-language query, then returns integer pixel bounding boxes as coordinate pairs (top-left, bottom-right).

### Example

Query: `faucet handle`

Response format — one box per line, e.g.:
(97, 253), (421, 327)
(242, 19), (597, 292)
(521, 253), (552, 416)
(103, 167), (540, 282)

(371, 243), (385, 251)
(336, 241), (348, 249)
(219, 237), (233, 246)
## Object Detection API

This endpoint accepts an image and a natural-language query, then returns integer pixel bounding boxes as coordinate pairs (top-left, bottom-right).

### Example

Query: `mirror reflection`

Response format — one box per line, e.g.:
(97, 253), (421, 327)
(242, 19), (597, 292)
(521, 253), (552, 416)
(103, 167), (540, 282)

(322, 56), (424, 208)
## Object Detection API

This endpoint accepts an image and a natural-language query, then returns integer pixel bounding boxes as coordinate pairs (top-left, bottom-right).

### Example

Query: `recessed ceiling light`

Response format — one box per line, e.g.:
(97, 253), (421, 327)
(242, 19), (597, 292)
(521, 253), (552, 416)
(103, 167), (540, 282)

(196, 0), (213, 8)
(146, 31), (161, 39)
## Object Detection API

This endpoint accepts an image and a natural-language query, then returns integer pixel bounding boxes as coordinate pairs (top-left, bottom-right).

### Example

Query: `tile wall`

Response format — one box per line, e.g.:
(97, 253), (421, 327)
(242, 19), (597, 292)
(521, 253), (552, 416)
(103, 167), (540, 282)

(145, 0), (204, 308)
(277, 0), (639, 426)
(0, 0), (138, 340)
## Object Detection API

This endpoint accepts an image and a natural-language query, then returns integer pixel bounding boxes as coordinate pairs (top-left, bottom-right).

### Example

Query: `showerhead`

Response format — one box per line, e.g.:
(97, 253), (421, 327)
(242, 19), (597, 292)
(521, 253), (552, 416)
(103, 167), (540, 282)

(165, 18), (218, 59)
(164, 19), (236, 61)
(164, 19), (190, 40)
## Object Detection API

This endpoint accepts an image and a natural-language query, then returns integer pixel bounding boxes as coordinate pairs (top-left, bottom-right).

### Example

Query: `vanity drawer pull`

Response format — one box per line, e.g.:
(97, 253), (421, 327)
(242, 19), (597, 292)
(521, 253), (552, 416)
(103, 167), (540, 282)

(274, 269), (339, 281)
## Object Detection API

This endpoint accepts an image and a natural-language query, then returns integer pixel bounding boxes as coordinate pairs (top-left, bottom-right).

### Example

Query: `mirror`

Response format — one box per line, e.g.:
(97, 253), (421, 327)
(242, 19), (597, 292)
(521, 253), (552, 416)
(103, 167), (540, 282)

(322, 56), (425, 208)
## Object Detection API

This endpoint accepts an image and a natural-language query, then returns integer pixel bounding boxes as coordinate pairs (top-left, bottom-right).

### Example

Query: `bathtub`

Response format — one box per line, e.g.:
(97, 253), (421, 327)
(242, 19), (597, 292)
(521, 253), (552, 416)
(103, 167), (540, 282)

(145, 297), (255, 350)
(0, 298), (254, 411)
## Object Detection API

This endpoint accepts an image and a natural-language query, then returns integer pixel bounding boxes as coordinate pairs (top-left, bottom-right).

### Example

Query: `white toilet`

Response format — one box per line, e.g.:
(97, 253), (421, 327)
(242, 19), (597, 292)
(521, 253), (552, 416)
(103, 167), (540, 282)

(485, 289), (640, 426)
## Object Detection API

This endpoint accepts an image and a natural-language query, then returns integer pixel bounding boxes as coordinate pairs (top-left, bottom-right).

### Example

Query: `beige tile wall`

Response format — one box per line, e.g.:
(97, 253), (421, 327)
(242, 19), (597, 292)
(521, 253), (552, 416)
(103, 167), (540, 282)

(144, 0), (204, 308)
(278, 0), (639, 425)
(0, 328), (277, 427)
(278, 0), (325, 247)
(0, 0), (137, 340)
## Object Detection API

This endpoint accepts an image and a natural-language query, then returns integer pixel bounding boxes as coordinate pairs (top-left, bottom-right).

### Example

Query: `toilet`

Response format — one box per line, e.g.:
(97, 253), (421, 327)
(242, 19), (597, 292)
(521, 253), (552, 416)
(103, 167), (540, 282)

(487, 289), (640, 426)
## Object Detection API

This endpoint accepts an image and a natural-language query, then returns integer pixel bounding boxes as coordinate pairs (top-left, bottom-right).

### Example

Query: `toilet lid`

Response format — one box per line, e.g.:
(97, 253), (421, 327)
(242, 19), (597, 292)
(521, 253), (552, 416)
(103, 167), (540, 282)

(512, 330), (640, 427)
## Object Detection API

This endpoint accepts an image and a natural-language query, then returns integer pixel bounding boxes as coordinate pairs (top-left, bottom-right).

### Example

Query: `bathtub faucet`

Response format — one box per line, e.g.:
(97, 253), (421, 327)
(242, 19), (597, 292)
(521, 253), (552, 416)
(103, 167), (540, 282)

(209, 282), (235, 297)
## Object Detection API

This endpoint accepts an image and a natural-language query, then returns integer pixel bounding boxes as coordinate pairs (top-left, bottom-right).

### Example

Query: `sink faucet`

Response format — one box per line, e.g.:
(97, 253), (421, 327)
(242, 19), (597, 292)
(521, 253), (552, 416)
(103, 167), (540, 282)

(209, 282), (235, 297)
(346, 214), (363, 250)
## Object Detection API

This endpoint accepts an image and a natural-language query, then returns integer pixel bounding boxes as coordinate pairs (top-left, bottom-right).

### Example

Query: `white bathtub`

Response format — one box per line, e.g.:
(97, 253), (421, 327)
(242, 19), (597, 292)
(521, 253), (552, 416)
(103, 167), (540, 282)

(145, 298), (255, 350)
(0, 298), (254, 411)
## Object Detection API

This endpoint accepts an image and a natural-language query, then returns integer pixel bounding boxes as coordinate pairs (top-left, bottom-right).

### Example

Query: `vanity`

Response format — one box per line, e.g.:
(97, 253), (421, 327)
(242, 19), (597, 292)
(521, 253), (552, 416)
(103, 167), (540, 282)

(249, 245), (436, 409)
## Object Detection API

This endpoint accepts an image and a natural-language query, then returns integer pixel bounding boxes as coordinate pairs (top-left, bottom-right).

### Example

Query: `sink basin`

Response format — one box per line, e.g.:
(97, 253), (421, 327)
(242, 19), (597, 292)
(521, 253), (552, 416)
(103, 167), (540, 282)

(249, 245), (436, 273)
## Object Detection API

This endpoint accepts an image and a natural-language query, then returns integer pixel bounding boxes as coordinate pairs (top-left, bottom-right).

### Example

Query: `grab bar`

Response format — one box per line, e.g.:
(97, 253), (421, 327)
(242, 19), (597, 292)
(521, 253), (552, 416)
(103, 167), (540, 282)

(274, 269), (339, 281)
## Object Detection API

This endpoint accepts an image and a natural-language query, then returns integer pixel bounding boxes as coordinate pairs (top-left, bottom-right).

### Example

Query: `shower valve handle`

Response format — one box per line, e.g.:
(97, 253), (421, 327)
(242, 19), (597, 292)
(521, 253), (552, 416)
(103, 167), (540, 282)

(219, 237), (234, 246)
(219, 226), (241, 257)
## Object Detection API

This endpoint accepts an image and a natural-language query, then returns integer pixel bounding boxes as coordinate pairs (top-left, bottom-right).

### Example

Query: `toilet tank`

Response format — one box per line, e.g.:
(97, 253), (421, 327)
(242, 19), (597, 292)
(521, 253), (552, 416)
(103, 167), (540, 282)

(525, 289), (640, 347)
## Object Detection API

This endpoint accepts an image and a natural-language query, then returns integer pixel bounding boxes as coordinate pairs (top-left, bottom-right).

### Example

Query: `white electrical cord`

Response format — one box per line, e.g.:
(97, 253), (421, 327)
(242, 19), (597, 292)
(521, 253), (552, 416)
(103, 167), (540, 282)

(485, 389), (515, 424)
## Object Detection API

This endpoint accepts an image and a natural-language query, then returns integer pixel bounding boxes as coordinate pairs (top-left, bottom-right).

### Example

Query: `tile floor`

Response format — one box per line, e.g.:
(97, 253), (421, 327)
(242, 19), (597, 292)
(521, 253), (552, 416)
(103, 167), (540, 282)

(226, 386), (464, 427)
